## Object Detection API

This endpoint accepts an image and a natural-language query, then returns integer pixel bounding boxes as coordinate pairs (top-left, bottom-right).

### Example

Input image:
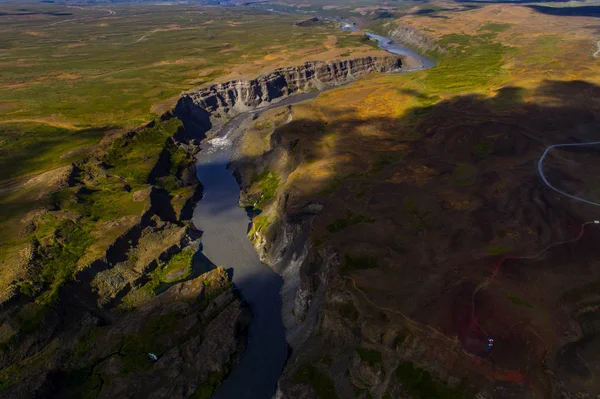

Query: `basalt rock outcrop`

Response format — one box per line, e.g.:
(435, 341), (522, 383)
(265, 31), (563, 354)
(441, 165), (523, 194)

(62, 267), (249, 399)
(385, 23), (446, 55)
(0, 116), (245, 398)
(233, 79), (600, 399)
(174, 56), (404, 135)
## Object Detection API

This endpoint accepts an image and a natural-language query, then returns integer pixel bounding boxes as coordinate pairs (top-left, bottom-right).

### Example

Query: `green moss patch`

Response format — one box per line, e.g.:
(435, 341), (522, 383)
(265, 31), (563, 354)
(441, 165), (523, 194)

(425, 34), (510, 94)
(33, 214), (95, 305)
(104, 119), (183, 185)
(507, 292), (534, 308)
(396, 362), (470, 399)
(326, 211), (374, 234)
(472, 140), (494, 157)
(121, 247), (196, 308)
(452, 164), (477, 187)
(252, 170), (280, 209)
(190, 366), (231, 399)
(293, 364), (338, 399)
(248, 215), (271, 239)
(356, 347), (382, 365)
(162, 248), (195, 283)
(319, 178), (342, 197)
(341, 253), (378, 274)
(477, 23), (512, 34)
(485, 245), (512, 255)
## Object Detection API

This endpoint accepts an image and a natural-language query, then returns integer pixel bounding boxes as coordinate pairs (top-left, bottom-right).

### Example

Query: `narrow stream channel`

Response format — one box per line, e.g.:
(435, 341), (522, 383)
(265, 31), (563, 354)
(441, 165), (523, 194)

(192, 35), (434, 399)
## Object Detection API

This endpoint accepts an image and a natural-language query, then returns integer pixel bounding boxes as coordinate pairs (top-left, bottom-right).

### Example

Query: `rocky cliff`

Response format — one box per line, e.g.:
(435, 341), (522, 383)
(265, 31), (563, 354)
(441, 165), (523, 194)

(5, 267), (249, 399)
(385, 23), (446, 55)
(230, 78), (600, 399)
(174, 56), (404, 133)
(0, 116), (249, 398)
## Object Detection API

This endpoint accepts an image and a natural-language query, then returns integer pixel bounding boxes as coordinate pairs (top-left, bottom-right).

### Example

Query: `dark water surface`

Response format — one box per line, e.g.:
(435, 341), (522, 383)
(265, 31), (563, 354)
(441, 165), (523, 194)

(194, 143), (287, 399)
(193, 93), (319, 399)
(193, 32), (433, 398)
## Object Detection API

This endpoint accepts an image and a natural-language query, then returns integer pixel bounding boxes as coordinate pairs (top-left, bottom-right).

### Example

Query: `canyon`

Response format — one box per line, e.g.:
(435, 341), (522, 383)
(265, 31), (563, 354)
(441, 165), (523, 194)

(0, 52), (416, 398)
(177, 47), (600, 398)
(174, 56), (407, 135)
(175, 53), (418, 398)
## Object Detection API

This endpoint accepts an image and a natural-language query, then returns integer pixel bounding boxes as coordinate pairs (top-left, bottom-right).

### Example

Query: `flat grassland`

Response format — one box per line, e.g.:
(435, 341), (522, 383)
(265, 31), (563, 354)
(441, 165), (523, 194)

(0, 3), (381, 128)
(0, 2), (385, 298)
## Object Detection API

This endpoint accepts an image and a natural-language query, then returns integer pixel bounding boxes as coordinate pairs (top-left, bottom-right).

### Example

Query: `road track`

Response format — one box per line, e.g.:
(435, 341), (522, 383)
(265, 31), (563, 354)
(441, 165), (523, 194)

(471, 140), (600, 338)
(471, 220), (599, 337)
(348, 138), (600, 358)
(46, 8), (115, 27)
(538, 141), (600, 207)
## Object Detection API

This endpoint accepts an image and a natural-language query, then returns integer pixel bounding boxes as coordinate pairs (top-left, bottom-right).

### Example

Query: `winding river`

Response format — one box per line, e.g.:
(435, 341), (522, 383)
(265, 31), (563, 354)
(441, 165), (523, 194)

(193, 35), (434, 399)
(366, 32), (436, 69)
(193, 94), (319, 399)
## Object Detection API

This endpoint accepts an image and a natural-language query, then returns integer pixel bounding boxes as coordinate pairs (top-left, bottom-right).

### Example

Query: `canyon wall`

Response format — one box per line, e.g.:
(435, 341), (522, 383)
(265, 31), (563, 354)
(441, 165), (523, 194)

(174, 54), (408, 357)
(176, 54), (412, 397)
(174, 56), (404, 130)
(385, 23), (446, 55)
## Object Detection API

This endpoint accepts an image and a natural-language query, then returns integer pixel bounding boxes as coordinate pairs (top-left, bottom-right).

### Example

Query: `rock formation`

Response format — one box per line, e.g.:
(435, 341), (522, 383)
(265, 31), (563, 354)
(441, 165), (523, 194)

(0, 55), (407, 399)
(175, 56), (404, 125)
(385, 23), (446, 55)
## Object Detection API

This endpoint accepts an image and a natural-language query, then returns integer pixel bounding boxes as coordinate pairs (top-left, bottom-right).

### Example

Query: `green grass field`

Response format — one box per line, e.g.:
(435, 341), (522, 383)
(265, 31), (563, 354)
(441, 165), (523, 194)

(0, 3), (376, 128)
(0, 2), (381, 299)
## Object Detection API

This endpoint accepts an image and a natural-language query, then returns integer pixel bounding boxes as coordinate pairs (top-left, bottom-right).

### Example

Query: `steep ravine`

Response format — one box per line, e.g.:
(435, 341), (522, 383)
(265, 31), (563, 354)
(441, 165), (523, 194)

(174, 56), (404, 138)
(177, 54), (418, 399)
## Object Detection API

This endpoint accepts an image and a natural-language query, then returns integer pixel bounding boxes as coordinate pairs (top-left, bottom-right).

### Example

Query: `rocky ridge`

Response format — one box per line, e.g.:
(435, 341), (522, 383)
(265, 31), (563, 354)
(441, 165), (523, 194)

(384, 23), (446, 55)
(0, 115), (248, 398)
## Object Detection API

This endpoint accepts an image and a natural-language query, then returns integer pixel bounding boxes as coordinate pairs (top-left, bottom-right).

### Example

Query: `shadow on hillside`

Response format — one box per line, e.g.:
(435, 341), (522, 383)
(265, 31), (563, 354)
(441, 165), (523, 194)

(528, 4), (600, 17)
(456, 0), (573, 3)
(225, 79), (600, 397)
(0, 125), (112, 185)
(0, 11), (72, 17)
(3, 79), (600, 397)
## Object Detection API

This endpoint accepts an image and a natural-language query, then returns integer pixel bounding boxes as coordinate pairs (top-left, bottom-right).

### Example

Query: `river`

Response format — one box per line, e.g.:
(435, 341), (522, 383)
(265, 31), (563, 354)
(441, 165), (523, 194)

(192, 93), (319, 399)
(194, 138), (287, 399)
(366, 32), (436, 69)
(192, 34), (433, 399)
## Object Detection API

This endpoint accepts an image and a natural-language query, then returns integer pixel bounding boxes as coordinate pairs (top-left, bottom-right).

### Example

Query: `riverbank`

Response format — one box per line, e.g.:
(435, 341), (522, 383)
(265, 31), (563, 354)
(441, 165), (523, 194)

(187, 39), (433, 398)
(366, 32), (436, 69)
(191, 92), (320, 399)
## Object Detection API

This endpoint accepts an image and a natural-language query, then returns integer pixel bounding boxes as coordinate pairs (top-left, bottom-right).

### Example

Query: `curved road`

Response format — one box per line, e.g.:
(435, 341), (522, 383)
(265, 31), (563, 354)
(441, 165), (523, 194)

(469, 140), (600, 350)
(594, 40), (600, 58)
(537, 141), (600, 207)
